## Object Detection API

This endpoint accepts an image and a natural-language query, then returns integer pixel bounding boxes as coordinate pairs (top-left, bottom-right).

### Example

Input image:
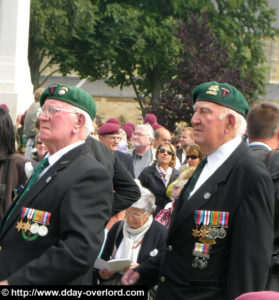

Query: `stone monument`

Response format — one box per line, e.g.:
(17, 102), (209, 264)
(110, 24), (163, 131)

(0, 0), (34, 122)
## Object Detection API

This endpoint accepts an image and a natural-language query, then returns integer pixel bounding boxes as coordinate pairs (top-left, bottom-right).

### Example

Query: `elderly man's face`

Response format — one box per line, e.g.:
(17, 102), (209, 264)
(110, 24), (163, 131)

(39, 99), (79, 153)
(99, 133), (121, 151)
(131, 128), (152, 148)
(191, 101), (228, 155)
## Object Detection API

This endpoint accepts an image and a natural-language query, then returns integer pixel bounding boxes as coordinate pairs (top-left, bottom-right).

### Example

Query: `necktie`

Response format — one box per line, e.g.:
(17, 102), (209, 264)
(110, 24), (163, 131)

(183, 156), (208, 201)
(2, 157), (49, 230)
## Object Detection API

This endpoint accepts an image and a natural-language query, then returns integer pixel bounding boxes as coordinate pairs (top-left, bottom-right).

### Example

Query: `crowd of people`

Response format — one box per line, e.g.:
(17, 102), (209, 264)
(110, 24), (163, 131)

(0, 81), (278, 299)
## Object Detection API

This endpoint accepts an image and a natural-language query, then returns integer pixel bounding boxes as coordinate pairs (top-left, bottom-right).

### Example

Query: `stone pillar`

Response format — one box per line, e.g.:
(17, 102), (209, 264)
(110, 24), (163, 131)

(0, 0), (34, 122)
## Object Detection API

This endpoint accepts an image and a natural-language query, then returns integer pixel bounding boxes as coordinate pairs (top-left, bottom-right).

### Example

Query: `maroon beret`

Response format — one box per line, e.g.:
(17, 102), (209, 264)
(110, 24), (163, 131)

(122, 123), (133, 139)
(98, 123), (120, 135)
(235, 291), (279, 300)
(125, 122), (135, 131)
(0, 104), (9, 111)
(106, 117), (120, 125)
(152, 123), (163, 131)
(144, 113), (157, 125)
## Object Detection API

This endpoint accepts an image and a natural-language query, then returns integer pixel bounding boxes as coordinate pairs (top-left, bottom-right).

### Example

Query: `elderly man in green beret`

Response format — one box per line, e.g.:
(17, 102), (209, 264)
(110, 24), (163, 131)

(123, 81), (274, 300)
(0, 84), (114, 285)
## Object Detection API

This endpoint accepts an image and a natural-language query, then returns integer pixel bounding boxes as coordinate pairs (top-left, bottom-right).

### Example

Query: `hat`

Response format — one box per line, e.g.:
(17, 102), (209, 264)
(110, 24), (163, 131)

(98, 123), (120, 135)
(106, 117), (119, 125)
(192, 81), (249, 116)
(152, 123), (163, 131)
(235, 291), (279, 300)
(144, 113), (157, 125)
(121, 123), (133, 139)
(0, 104), (9, 111)
(40, 84), (97, 120)
(125, 122), (135, 131)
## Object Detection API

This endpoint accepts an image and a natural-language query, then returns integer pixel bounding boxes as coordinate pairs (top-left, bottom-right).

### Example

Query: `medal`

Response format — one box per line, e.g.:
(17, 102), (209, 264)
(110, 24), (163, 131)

(192, 242), (210, 269)
(38, 225), (48, 237)
(17, 207), (51, 241)
(30, 223), (39, 234)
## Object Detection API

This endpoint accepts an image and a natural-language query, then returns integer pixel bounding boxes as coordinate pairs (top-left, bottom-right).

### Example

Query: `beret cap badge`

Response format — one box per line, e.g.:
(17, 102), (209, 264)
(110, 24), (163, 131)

(58, 87), (68, 96)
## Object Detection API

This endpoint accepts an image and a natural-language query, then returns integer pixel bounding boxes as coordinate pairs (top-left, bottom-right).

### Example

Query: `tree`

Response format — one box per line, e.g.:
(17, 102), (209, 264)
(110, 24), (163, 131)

(28, 0), (97, 90)
(28, 0), (278, 124)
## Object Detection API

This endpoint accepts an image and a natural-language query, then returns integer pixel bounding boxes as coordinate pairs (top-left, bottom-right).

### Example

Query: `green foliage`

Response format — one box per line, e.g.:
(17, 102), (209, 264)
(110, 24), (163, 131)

(29, 0), (279, 127)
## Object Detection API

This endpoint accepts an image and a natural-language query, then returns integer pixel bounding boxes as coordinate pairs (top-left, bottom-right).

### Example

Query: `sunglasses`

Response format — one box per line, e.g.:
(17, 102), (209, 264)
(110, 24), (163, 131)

(186, 155), (199, 160)
(36, 141), (43, 145)
(158, 148), (173, 155)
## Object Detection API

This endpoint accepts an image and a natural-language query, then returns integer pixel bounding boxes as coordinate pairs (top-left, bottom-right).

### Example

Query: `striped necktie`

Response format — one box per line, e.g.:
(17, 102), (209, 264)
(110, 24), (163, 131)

(2, 157), (49, 230)
(183, 157), (207, 201)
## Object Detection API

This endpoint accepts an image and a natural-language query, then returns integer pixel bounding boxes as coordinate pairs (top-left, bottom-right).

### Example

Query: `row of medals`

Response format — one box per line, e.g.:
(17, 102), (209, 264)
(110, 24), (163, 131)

(16, 219), (48, 237)
(192, 225), (227, 269)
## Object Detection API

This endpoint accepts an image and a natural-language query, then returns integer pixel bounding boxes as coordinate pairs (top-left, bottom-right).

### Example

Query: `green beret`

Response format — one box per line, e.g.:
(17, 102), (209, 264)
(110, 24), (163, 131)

(40, 84), (97, 120)
(192, 81), (249, 116)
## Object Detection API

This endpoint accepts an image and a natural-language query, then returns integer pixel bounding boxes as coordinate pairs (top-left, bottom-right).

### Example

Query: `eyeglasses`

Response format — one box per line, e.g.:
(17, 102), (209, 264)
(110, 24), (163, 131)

(125, 210), (148, 219)
(158, 148), (173, 155)
(37, 106), (78, 118)
(132, 132), (146, 138)
(186, 155), (199, 160)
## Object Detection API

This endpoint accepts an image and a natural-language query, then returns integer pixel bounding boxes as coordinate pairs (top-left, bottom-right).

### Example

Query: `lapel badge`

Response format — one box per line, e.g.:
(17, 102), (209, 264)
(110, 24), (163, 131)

(203, 192), (210, 199)
(150, 248), (158, 257)
(46, 176), (52, 183)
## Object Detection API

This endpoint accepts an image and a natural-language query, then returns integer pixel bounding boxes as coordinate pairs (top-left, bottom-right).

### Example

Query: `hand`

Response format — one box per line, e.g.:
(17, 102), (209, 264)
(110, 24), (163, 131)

(0, 280), (8, 285)
(124, 262), (139, 272)
(99, 269), (115, 280)
(121, 269), (140, 285)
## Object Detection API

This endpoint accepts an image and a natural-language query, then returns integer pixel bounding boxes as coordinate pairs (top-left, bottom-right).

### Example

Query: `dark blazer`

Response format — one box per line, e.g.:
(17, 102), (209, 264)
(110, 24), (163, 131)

(138, 164), (179, 216)
(115, 150), (135, 178)
(249, 144), (279, 249)
(137, 142), (274, 300)
(101, 220), (167, 266)
(0, 143), (113, 285)
(176, 148), (185, 165)
(86, 136), (140, 215)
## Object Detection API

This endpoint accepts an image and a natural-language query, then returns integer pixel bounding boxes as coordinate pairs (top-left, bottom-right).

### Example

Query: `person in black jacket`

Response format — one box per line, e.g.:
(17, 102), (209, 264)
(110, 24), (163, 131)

(123, 81), (274, 300)
(98, 184), (167, 287)
(139, 142), (179, 216)
(247, 102), (279, 290)
(98, 122), (135, 177)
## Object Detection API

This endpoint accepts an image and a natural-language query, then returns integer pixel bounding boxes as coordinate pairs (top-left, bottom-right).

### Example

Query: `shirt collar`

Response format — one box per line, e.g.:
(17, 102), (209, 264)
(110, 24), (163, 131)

(248, 141), (271, 150)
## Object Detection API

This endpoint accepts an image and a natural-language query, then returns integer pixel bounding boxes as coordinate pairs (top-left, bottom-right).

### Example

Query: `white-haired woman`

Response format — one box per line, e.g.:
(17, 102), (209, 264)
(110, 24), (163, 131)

(98, 185), (167, 288)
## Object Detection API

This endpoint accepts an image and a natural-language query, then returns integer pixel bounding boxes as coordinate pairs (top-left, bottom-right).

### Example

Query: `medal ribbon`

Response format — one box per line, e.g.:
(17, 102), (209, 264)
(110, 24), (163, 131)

(219, 211), (229, 227)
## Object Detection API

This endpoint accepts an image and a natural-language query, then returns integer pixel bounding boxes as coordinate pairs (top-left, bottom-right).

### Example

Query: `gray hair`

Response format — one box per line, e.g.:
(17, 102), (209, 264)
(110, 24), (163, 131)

(135, 124), (154, 140)
(131, 180), (156, 213)
(219, 107), (247, 137)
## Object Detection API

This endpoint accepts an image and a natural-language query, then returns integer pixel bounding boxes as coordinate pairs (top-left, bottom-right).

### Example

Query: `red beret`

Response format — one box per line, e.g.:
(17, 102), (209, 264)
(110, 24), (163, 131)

(106, 117), (120, 125)
(152, 123), (163, 131)
(98, 123), (120, 135)
(144, 113), (157, 125)
(125, 122), (135, 131)
(121, 123), (133, 138)
(235, 291), (279, 300)
(0, 104), (9, 111)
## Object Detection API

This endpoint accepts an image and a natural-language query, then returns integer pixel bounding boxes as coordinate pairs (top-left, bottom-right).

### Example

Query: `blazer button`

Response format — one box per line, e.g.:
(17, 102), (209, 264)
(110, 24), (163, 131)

(160, 276), (166, 283)
(167, 245), (173, 252)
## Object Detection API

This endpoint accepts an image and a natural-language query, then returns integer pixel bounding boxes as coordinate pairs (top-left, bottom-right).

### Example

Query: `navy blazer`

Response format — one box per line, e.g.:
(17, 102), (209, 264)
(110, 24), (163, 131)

(0, 144), (113, 285)
(137, 142), (274, 300)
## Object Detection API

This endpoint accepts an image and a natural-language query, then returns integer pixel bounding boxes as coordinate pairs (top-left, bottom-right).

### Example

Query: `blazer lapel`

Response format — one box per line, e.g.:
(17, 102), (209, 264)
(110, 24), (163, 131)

(0, 144), (87, 235)
(168, 142), (248, 236)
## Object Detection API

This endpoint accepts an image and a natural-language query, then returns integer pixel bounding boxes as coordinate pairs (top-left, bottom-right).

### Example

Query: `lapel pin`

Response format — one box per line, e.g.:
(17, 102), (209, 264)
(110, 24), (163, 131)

(204, 192), (210, 199)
